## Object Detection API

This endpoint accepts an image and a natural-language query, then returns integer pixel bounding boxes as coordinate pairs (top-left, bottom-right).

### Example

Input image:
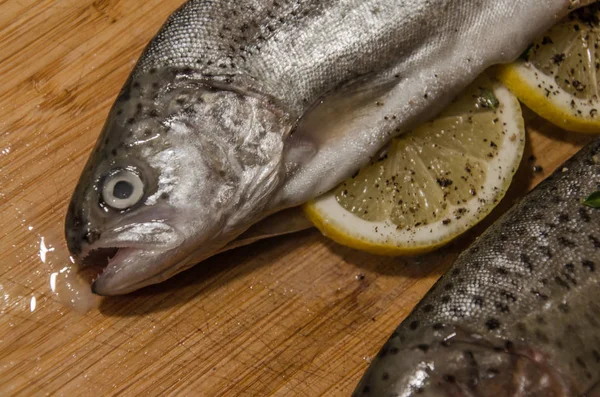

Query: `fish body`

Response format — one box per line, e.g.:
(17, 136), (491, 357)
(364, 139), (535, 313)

(66, 0), (585, 295)
(353, 139), (600, 396)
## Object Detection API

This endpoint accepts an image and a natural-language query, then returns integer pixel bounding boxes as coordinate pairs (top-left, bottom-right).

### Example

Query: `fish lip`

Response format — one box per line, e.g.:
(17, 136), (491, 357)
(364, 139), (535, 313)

(89, 220), (248, 295)
(78, 243), (143, 283)
(89, 247), (187, 296)
(77, 222), (181, 263)
(89, 247), (145, 295)
(76, 217), (186, 295)
(82, 225), (191, 296)
(89, 232), (229, 296)
(75, 204), (184, 263)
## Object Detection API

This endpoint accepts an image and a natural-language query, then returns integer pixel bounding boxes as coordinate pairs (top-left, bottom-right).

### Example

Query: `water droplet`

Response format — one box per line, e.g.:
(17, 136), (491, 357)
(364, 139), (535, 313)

(38, 237), (54, 264)
(30, 295), (36, 312)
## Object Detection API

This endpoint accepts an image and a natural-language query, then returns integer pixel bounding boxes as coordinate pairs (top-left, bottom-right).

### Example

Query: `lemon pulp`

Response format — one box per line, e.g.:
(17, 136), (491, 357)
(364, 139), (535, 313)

(304, 76), (525, 255)
(497, 4), (600, 133)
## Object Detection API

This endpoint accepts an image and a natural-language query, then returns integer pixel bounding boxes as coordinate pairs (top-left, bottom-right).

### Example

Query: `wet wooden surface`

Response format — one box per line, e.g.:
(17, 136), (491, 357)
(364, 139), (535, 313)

(0, 1), (595, 396)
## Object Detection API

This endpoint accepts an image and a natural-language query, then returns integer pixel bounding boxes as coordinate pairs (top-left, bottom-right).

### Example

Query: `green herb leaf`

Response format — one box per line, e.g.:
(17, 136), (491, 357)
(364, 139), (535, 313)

(477, 88), (500, 110)
(583, 191), (600, 208)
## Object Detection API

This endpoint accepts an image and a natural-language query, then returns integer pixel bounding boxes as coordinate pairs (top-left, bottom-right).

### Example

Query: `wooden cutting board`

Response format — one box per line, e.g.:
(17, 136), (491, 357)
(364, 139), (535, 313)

(0, 1), (595, 395)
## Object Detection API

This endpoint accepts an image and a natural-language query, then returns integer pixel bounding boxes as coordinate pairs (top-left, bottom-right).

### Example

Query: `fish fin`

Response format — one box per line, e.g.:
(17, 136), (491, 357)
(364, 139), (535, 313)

(281, 72), (409, 202)
(288, 72), (398, 152)
(219, 207), (312, 252)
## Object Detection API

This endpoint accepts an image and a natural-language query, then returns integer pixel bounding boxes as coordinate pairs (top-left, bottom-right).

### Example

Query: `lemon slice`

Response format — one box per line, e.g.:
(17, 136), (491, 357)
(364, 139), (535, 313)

(497, 4), (600, 134)
(303, 76), (525, 255)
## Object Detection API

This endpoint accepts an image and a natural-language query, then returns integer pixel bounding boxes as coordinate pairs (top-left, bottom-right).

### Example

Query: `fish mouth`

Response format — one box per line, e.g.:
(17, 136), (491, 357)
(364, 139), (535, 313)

(84, 237), (232, 296)
(86, 248), (143, 295)
(80, 246), (120, 269)
(74, 220), (188, 295)
(78, 245), (147, 294)
(79, 243), (177, 296)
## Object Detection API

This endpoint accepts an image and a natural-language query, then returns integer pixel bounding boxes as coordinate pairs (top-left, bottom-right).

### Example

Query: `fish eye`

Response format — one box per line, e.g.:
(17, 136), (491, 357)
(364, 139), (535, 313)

(101, 168), (144, 210)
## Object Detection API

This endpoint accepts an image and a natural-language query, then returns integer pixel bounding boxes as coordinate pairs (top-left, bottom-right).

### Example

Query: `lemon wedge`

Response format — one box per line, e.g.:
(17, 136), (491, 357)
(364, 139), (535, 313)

(303, 76), (525, 255)
(497, 4), (600, 134)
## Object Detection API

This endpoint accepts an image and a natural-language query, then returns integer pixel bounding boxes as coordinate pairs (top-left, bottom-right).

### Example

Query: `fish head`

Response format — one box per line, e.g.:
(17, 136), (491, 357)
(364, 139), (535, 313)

(354, 324), (577, 396)
(66, 68), (288, 295)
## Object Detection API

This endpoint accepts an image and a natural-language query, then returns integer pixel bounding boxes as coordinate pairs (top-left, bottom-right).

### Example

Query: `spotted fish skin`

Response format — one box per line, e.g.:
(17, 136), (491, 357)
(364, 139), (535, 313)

(66, 0), (587, 295)
(354, 139), (600, 396)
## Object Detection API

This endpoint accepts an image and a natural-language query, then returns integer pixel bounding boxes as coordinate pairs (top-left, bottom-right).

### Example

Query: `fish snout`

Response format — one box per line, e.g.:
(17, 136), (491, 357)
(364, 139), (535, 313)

(64, 200), (97, 259)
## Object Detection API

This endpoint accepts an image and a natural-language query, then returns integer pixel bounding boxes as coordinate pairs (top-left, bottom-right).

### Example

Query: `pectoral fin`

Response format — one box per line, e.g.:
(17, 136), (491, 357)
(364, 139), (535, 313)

(220, 207), (312, 252)
(280, 69), (444, 205)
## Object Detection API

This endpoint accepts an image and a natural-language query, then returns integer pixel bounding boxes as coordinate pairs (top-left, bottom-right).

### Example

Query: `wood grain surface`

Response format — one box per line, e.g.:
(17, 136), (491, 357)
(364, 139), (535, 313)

(0, 1), (596, 396)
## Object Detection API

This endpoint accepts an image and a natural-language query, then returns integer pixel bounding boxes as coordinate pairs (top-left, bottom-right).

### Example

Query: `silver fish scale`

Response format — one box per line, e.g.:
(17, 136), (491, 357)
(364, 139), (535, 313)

(66, 0), (591, 294)
(135, 0), (566, 116)
(132, 0), (575, 207)
(355, 139), (600, 395)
